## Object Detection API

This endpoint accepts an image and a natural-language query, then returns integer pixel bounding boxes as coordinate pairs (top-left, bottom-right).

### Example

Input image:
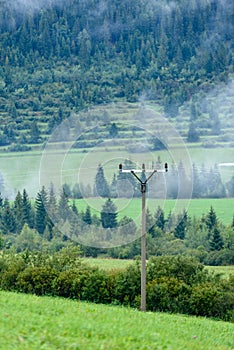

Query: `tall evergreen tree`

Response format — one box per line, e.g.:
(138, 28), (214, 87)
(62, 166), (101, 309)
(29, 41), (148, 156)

(83, 206), (92, 225)
(174, 211), (188, 240)
(155, 206), (166, 231)
(22, 189), (34, 228)
(101, 198), (118, 228)
(35, 186), (48, 235)
(58, 188), (71, 222)
(209, 226), (224, 251)
(205, 206), (218, 234)
(94, 164), (110, 198)
(13, 191), (24, 233)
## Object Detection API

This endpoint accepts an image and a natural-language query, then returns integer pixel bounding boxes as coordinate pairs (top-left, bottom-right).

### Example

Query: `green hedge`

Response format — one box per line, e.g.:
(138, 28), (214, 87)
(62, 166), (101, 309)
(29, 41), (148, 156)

(0, 250), (233, 322)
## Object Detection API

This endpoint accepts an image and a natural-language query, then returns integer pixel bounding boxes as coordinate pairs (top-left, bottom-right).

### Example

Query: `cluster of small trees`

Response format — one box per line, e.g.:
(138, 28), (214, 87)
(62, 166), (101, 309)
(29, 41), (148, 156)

(0, 185), (233, 265)
(62, 162), (234, 200)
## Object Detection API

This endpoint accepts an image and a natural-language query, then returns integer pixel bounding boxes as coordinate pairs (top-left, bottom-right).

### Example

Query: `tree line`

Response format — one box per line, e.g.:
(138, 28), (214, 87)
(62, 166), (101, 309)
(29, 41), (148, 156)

(62, 162), (234, 199)
(0, 185), (233, 266)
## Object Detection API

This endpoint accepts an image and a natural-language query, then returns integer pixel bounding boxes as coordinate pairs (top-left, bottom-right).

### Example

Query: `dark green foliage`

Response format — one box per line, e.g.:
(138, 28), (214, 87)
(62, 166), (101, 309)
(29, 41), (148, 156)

(94, 165), (110, 198)
(0, 0), (232, 150)
(16, 266), (58, 295)
(35, 186), (48, 235)
(147, 277), (190, 313)
(101, 198), (118, 228)
(189, 282), (232, 319)
(147, 256), (207, 286)
(1, 251), (234, 321)
(209, 226), (224, 251)
(174, 211), (188, 240)
(113, 261), (141, 306)
(82, 206), (92, 225)
(206, 206), (218, 232)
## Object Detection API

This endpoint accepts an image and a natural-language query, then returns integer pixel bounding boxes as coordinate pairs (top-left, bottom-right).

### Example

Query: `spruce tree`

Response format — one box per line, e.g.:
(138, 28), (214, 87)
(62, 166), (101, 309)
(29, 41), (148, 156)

(83, 206), (92, 225)
(174, 211), (188, 240)
(35, 186), (48, 235)
(94, 164), (110, 198)
(101, 198), (118, 228)
(22, 189), (34, 228)
(155, 206), (166, 231)
(210, 226), (224, 251)
(206, 206), (218, 232)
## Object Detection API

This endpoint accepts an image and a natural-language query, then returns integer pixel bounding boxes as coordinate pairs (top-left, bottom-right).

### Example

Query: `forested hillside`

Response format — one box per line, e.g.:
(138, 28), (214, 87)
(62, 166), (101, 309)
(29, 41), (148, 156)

(0, 0), (233, 149)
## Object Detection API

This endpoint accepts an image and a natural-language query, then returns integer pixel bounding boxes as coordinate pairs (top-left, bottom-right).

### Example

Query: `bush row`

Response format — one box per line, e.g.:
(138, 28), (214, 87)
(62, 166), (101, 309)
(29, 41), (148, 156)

(0, 248), (233, 322)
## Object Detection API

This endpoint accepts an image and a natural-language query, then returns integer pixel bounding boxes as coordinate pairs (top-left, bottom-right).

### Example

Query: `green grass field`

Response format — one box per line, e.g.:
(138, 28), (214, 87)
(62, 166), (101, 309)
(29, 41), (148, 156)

(84, 258), (234, 277)
(0, 145), (233, 196)
(0, 291), (233, 350)
(75, 197), (234, 225)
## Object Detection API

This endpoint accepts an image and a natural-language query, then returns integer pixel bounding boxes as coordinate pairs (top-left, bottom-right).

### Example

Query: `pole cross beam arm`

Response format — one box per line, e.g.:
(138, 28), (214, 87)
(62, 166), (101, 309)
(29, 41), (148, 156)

(131, 170), (142, 183)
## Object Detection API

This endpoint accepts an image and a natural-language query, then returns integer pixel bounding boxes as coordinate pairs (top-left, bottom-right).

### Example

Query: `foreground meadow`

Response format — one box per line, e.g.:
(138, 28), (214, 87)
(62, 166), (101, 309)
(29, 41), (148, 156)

(0, 291), (233, 350)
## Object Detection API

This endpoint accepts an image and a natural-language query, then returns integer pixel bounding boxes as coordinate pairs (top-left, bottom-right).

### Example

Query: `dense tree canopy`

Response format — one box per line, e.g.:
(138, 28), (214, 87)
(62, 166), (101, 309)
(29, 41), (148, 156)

(0, 0), (233, 148)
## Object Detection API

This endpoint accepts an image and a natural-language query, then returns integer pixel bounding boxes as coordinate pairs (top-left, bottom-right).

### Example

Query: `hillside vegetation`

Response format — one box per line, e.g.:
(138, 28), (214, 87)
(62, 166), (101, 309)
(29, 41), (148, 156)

(0, 0), (233, 151)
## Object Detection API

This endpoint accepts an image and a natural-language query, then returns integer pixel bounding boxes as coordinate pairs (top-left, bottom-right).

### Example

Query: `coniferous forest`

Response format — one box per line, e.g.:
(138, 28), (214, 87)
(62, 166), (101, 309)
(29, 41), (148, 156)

(0, 1), (233, 263)
(0, 0), (233, 148)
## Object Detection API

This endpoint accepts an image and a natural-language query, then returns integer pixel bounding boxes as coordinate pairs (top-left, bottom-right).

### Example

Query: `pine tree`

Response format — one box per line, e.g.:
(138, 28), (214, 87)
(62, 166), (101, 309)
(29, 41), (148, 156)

(22, 189), (34, 228)
(2, 200), (16, 234)
(83, 206), (92, 225)
(155, 206), (166, 231)
(13, 191), (24, 233)
(30, 120), (41, 144)
(187, 122), (200, 142)
(94, 164), (110, 198)
(174, 211), (188, 240)
(210, 226), (224, 251)
(205, 206), (218, 235)
(35, 186), (48, 235)
(58, 188), (71, 222)
(101, 198), (118, 228)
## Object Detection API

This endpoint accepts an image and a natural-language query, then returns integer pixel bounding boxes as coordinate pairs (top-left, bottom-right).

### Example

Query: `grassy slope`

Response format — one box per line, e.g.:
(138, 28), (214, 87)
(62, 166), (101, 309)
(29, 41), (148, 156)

(0, 291), (233, 350)
(75, 197), (234, 225)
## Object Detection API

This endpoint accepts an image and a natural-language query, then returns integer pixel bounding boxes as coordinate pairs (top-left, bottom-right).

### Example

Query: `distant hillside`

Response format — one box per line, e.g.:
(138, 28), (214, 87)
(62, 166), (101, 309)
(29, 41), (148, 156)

(0, 0), (233, 150)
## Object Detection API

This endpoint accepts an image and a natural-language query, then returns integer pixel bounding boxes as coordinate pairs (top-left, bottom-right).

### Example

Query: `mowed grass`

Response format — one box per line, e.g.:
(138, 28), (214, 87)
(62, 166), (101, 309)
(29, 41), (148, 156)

(84, 258), (234, 277)
(75, 198), (234, 225)
(0, 145), (233, 196)
(0, 291), (233, 350)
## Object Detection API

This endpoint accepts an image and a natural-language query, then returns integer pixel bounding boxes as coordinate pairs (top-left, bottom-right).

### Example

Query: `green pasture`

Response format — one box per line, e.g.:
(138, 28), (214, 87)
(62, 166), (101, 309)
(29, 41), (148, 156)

(84, 258), (234, 277)
(0, 145), (233, 196)
(0, 291), (233, 350)
(75, 197), (234, 225)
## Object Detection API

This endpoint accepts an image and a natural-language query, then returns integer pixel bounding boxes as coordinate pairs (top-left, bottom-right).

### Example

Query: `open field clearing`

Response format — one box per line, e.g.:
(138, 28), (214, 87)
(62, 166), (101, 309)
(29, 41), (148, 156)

(75, 198), (234, 225)
(84, 258), (234, 276)
(0, 145), (233, 196)
(0, 291), (233, 350)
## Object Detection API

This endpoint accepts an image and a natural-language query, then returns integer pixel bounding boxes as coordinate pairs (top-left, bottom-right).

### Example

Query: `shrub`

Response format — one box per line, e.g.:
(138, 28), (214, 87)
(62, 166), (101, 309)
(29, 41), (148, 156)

(113, 261), (141, 307)
(16, 266), (58, 295)
(0, 255), (26, 291)
(189, 282), (233, 320)
(52, 267), (90, 299)
(147, 277), (191, 313)
(81, 268), (112, 304)
(147, 256), (206, 286)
